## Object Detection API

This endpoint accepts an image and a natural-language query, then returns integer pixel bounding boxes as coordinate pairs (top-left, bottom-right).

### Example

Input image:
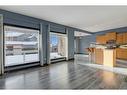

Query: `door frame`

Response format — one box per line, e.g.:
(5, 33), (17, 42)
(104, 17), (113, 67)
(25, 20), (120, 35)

(39, 23), (43, 66)
(0, 14), (4, 75)
(49, 31), (68, 63)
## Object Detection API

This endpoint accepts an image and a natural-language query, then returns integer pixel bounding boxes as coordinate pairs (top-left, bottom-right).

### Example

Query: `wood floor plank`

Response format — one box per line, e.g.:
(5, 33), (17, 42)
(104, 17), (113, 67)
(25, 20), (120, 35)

(0, 59), (127, 89)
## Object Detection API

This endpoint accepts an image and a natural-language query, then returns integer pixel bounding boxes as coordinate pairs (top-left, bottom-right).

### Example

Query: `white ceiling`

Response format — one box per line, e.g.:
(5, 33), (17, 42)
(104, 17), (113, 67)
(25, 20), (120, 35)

(74, 31), (91, 36)
(1, 6), (127, 32)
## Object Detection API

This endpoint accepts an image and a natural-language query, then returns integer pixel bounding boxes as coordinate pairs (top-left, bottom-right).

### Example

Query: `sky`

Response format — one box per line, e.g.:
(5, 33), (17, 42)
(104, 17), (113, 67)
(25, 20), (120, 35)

(50, 34), (58, 46)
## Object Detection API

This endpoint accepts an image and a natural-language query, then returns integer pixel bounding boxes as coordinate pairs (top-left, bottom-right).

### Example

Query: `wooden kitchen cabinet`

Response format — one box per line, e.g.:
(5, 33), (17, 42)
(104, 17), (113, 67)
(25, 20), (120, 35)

(122, 49), (127, 60)
(96, 32), (116, 44)
(96, 35), (107, 44)
(123, 32), (127, 44)
(96, 32), (127, 60)
(116, 48), (127, 60)
(95, 48), (103, 65)
(116, 48), (123, 59)
(116, 33), (123, 44)
(116, 32), (127, 44)
(106, 32), (116, 41)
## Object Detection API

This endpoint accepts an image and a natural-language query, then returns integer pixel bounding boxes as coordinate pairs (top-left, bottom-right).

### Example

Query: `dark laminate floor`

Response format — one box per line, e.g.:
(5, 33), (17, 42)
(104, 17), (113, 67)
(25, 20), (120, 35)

(0, 60), (127, 89)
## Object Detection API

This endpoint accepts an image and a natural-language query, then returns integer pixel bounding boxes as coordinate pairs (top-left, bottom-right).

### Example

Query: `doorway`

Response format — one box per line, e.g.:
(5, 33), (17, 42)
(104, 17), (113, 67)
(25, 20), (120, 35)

(50, 32), (67, 62)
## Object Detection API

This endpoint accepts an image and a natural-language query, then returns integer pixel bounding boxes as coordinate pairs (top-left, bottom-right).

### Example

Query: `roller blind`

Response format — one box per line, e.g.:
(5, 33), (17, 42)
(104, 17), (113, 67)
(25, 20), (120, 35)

(50, 24), (66, 34)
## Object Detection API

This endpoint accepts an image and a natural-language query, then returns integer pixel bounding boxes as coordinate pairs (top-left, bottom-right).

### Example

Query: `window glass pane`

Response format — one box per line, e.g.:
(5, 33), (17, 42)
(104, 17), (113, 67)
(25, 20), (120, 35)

(4, 26), (39, 66)
(50, 32), (67, 60)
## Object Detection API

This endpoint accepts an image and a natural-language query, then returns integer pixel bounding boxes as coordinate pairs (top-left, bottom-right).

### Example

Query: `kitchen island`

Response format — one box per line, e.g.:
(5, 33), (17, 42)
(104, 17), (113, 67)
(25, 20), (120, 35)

(88, 43), (127, 68)
(94, 48), (116, 67)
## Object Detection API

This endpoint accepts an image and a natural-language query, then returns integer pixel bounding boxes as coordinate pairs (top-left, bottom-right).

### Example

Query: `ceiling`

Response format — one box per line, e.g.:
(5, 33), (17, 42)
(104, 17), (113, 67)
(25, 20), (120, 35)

(1, 6), (127, 32)
(74, 31), (91, 36)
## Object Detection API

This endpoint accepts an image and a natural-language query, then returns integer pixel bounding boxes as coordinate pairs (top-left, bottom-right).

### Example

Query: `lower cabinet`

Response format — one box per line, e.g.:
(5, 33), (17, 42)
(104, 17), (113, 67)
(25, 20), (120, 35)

(116, 48), (127, 60)
(95, 48), (103, 65)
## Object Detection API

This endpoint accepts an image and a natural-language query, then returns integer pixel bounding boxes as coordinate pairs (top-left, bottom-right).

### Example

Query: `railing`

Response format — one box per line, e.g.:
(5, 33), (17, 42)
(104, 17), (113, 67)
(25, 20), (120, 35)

(6, 49), (38, 55)
(5, 50), (39, 66)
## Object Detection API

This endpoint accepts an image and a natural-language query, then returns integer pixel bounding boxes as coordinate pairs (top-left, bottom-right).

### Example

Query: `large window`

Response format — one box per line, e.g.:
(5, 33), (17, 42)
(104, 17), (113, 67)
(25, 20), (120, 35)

(50, 32), (67, 60)
(4, 26), (39, 67)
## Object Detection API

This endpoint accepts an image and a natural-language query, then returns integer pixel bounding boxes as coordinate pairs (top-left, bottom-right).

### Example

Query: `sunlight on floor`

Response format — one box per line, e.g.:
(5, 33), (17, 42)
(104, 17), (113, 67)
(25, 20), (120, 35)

(75, 54), (127, 75)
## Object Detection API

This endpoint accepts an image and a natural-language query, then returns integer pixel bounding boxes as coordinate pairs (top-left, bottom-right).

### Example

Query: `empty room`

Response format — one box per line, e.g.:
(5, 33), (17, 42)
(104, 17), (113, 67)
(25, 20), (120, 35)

(0, 6), (127, 90)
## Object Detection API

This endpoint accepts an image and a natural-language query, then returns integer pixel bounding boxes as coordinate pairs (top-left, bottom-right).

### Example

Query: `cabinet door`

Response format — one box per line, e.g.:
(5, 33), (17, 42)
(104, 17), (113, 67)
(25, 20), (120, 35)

(95, 49), (103, 65)
(122, 49), (127, 60)
(116, 48), (127, 60)
(95, 49), (103, 64)
(116, 48), (123, 59)
(96, 35), (106, 44)
(123, 33), (127, 44)
(116, 33), (123, 44)
(106, 32), (116, 41)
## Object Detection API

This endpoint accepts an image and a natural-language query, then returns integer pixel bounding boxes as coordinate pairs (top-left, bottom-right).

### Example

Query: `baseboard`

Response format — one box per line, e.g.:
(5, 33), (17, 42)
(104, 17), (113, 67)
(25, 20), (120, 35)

(68, 58), (74, 60)
(43, 64), (49, 66)
(51, 58), (66, 63)
(5, 63), (40, 72)
(75, 53), (88, 55)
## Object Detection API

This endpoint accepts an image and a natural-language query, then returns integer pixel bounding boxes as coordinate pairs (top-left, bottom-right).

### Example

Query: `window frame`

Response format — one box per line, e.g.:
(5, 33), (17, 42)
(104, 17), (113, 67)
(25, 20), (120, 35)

(4, 24), (40, 67)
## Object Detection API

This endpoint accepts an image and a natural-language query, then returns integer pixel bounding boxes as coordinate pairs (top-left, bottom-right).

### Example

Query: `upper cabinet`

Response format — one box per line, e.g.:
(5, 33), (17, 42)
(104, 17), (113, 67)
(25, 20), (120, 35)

(106, 32), (116, 41)
(123, 32), (127, 44)
(96, 32), (116, 44)
(116, 33), (123, 44)
(116, 33), (127, 44)
(96, 32), (127, 44)
(96, 35), (107, 44)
